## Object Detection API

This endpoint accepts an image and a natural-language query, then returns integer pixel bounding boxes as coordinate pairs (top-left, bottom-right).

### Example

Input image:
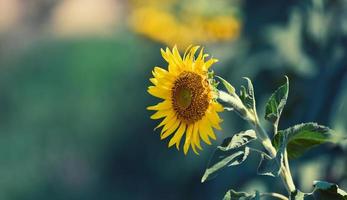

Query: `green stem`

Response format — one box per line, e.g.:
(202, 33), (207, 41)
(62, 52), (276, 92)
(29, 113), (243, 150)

(254, 122), (296, 194)
(284, 150), (294, 187)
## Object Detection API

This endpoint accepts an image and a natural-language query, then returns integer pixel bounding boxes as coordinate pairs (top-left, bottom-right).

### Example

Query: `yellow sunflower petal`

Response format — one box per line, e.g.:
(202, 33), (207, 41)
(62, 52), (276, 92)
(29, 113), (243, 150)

(160, 115), (178, 134)
(183, 45), (193, 58)
(183, 46), (200, 70)
(196, 47), (204, 62)
(198, 120), (212, 145)
(183, 46), (199, 70)
(200, 117), (217, 140)
(187, 46), (200, 60)
(204, 58), (218, 70)
(193, 48), (205, 72)
(192, 122), (202, 153)
(183, 124), (194, 154)
(154, 71), (175, 84)
(147, 100), (171, 111)
(168, 123), (186, 149)
(189, 123), (199, 155)
(151, 78), (174, 90)
(150, 78), (158, 85)
(150, 76), (174, 88)
(207, 110), (223, 130)
(152, 67), (175, 83)
(150, 109), (171, 119)
(194, 127), (202, 150)
(212, 102), (224, 112)
(160, 48), (170, 63)
(153, 66), (168, 74)
(165, 49), (182, 73)
(154, 111), (175, 130)
(152, 67), (171, 80)
(191, 143), (199, 155)
(148, 86), (170, 99)
(172, 45), (183, 63)
(161, 120), (180, 139)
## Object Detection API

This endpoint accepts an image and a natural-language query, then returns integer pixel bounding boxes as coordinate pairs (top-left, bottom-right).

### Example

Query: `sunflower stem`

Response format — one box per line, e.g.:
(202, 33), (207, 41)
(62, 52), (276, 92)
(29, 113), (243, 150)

(218, 91), (256, 123)
(219, 90), (296, 195)
(254, 121), (296, 194)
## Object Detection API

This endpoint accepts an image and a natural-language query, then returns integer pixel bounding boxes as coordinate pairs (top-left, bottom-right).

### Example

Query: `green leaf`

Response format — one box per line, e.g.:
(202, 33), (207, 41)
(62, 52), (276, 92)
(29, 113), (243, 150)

(201, 130), (256, 183)
(257, 135), (285, 177)
(265, 76), (289, 125)
(290, 181), (347, 200)
(208, 70), (219, 89)
(273, 123), (333, 159)
(223, 189), (260, 200)
(217, 76), (236, 95)
(239, 77), (256, 110)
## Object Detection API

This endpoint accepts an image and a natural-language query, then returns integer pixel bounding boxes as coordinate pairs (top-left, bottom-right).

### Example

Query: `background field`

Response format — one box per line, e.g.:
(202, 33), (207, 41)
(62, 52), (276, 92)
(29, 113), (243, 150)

(0, 0), (346, 199)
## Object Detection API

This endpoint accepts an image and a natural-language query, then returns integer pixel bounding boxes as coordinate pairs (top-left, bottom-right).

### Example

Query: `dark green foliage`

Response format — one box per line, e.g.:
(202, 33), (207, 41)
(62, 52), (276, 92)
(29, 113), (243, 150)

(273, 123), (333, 159)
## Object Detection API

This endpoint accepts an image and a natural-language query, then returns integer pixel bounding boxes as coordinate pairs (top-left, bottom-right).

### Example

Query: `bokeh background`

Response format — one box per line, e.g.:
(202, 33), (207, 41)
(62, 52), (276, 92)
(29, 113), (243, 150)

(0, 0), (346, 199)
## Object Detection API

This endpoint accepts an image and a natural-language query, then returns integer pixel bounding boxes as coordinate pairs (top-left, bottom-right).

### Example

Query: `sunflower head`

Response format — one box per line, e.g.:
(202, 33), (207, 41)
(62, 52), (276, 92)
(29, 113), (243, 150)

(147, 45), (224, 155)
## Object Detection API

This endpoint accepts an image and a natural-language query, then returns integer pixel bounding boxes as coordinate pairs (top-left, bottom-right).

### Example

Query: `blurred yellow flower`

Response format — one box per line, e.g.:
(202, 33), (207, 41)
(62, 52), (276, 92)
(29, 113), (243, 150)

(147, 46), (223, 154)
(129, 1), (241, 50)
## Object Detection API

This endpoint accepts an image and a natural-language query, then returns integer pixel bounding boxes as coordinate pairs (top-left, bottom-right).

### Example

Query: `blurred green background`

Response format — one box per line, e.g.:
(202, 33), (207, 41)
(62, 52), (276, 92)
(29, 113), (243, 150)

(0, 0), (346, 199)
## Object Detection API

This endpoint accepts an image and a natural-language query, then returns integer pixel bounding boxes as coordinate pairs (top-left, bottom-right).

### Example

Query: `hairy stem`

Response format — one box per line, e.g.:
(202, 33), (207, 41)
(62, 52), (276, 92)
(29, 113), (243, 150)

(254, 122), (296, 194)
(284, 150), (294, 186)
(273, 123), (278, 136)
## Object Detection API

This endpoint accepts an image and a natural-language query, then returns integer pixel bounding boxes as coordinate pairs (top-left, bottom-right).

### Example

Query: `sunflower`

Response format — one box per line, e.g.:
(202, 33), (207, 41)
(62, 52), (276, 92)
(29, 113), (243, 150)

(129, 6), (241, 49)
(147, 46), (224, 155)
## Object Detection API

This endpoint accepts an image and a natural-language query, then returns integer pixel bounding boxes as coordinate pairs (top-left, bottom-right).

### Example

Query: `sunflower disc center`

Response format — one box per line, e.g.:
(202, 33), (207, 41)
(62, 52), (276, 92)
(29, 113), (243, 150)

(176, 88), (192, 109)
(172, 71), (210, 124)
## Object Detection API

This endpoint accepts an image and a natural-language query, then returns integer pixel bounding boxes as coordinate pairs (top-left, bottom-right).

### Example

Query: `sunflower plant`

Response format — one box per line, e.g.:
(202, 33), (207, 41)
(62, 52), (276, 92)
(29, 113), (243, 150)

(147, 46), (347, 200)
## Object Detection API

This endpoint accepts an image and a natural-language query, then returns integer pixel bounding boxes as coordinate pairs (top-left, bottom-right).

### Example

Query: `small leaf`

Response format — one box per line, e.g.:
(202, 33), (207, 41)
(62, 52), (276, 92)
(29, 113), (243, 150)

(257, 135), (285, 177)
(223, 189), (260, 200)
(218, 130), (256, 151)
(273, 123), (333, 159)
(201, 130), (256, 182)
(239, 78), (256, 110)
(217, 76), (236, 95)
(264, 76), (289, 125)
(290, 181), (347, 200)
(201, 148), (250, 183)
